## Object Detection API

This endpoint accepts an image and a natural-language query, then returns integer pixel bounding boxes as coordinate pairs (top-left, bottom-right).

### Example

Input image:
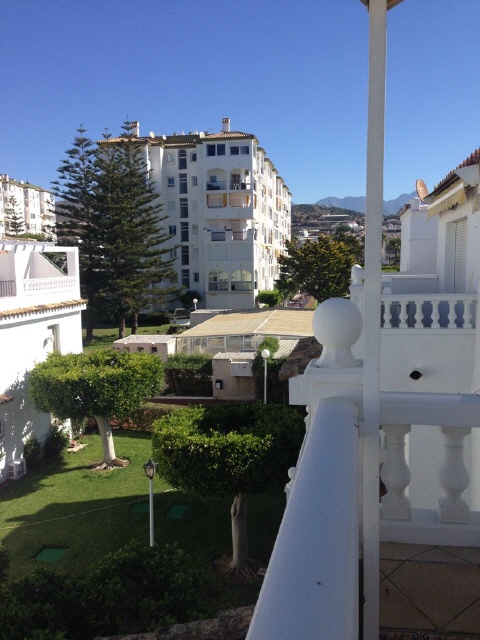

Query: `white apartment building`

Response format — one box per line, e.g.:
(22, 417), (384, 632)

(0, 174), (56, 238)
(113, 118), (291, 310)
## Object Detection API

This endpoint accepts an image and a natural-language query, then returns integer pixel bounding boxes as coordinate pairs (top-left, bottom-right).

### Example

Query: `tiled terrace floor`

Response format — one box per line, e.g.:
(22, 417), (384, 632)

(379, 542), (480, 639)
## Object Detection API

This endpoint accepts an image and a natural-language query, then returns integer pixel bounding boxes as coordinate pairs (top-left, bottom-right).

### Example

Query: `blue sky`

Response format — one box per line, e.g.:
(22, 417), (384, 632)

(2, 0), (479, 204)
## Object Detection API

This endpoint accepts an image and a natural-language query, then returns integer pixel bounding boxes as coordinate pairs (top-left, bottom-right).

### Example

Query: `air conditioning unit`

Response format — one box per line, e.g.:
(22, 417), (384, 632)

(8, 459), (26, 480)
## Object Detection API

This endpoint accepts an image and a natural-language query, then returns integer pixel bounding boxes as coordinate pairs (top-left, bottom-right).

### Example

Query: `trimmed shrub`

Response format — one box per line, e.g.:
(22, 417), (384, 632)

(43, 426), (69, 461)
(163, 354), (213, 396)
(257, 290), (283, 307)
(251, 337), (288, 404)
(23, 434), (42, 469)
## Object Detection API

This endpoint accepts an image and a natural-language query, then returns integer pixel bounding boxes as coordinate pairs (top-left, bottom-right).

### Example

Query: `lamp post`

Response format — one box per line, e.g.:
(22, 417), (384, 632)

(143, 459), (158, 547)
(193, 298), (198, 311)
(261, 349), (270, 404)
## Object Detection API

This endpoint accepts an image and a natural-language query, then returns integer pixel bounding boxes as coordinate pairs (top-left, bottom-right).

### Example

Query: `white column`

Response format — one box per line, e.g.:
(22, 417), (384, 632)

(380, 424), (411, 520)
(362, 0), (388, 635)
(438, 426), (471, 523)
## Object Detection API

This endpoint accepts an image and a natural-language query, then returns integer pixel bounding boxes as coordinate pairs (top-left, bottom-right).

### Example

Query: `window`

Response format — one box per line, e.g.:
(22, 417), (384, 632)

(169, 248), (177, 259)
(167, 153), (175, 163)
(151, 346), (158, 353)
(180, 198), (188, 218)
(191, 152), (197, 162)
(182, 269), (190, 288)
(179, 174), (187, 194)
(191, 176), (198, 187)
(179, 149), (187, 169)
(180, 222), (189, 242)
(181, 246), (189, 265)
(168, 225), (176, 235)
(208, 270), (229, 291)
(206, 144), (225, 156)
(230, 145), (250, 155)
(193, 272), (199, 283)
(231, 269), (252, 291)
(167, 177), (175, 188)
(192, 224), (198, 235)
(192, 247), (199, 259)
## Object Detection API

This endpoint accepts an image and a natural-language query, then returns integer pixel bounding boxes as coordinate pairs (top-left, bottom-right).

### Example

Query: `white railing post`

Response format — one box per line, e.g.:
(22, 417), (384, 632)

(438, 426), (471, 523)
(380, 424), (411, 520)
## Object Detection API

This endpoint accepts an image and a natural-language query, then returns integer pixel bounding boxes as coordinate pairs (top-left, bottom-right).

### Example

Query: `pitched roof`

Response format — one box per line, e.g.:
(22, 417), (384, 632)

(430, 147), (480, 196)
(0, 299), (87, 319)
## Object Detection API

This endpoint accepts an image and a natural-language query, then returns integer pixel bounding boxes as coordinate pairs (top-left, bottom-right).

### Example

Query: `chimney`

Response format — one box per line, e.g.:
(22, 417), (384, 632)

(129, 121), (140, 137)
(222, 117), (231, 133)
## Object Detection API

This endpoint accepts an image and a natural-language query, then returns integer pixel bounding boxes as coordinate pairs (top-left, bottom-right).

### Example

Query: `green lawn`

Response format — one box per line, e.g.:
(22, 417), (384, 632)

(0, 429), (285, 612)
(82, 324), (172, 353)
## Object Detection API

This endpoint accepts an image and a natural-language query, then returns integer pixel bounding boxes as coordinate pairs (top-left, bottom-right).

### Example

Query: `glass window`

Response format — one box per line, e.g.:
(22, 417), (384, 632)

(191, 152), (197, 162)
(179, 174), (187, 194)
(180, 198), (188, 218)
(180, 222), (189, 242)
(182, 269), (190, 287)
(192, 247), (199, 259)
(179, 149), (187, 169)
(181, 246), (189, 265)
(217, 144), (225, 156)
(167, 177), (175, 187)
(168, 225), (176, 235)
(230, 146), (239, 156)
(192, 224), (198, 235)
(167, 153), (175, 162)
(191, 176), (198, 187)
(241, 146), (249, 155)
(208, 270), (229, 291)
(193, 272), (199, 282)
(207, 145), (216, 156)
(231, 269), (252, 291)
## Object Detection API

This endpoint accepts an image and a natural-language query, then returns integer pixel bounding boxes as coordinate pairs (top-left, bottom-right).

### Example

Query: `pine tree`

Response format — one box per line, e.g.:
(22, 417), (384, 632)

(53, 126), (106, 341)
(95, 122), (176, 338)
(5, 196), (25, 236)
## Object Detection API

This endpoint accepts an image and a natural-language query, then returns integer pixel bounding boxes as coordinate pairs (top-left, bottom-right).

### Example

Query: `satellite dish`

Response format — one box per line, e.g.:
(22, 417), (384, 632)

(149, 131), (155, 138)
(416, 178), (429, 202)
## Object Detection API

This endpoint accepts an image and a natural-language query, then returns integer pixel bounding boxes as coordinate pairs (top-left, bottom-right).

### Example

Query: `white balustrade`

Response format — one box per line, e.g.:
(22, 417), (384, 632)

(380, 294), (477, 330)
(380, 424), (411, 520)
(437, 426), (471, 523)
(23, 277), (76, 294)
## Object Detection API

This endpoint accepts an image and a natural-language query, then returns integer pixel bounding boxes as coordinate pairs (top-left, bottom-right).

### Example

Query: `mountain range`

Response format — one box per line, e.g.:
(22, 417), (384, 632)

(315, 192), (416, 215)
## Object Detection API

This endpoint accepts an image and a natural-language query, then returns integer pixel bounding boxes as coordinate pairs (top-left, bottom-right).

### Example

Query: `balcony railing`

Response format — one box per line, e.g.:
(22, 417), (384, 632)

(381, 294), (477, 329)
(209, 231), (248, 242)
(231, 281), (252, 291)
(23, 276), (77, 294)
(206, 181), (227, 191)
(0, 280), (15, 297)
(211, 231), (226, 241)
(230, 181), (251, 190)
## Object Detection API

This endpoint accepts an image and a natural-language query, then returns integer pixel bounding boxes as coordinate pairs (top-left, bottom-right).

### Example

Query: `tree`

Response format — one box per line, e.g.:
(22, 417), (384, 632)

(30, 350), (164, 468)
(276, 234), (363, 302)
(95, 123), (176, 338)
(386, 236), (401, 266)
(152, 402), (304, 575)
(4, 196), (25, 236)
(53, 126), (106, 341)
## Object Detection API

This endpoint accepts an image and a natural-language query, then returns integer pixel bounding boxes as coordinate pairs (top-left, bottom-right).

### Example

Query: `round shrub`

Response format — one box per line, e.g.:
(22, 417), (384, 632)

(23, 434), (42, 469)
(43, 426), (69, 460)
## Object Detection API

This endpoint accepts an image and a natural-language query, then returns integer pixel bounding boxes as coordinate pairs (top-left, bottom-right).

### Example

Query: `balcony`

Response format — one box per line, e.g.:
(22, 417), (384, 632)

(209, 230), (249, 242)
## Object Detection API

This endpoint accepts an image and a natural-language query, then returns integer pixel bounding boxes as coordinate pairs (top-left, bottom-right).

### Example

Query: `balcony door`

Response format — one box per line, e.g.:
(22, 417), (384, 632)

(453, 218), (467, 293)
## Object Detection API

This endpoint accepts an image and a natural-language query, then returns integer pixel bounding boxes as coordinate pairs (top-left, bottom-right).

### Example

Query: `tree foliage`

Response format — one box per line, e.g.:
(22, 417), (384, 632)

(29, 350), (163, 466)
(276, 233), (363, 302)
(152, 402), (304, 573)
(257, 290), (283, 307)
(4, 196), (25, 236)
(54, 123), (177, 339)
(163, 354), (213, 396)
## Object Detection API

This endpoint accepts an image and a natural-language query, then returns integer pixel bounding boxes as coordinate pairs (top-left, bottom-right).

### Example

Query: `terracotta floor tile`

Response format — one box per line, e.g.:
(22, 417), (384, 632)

(389, 561), (480, 629)
(380, 542), (434, 561)
(445, 595), (480, 634)
(438, 545), (480, 566)
(413, 547), (469, 565)
(380, 578), (434, 628)
(381, 559), (404, 581)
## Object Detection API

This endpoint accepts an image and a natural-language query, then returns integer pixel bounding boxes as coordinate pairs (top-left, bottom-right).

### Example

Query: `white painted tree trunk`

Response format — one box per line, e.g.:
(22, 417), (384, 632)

(231, 493), (249, 573)
(94, 415), (117, 465)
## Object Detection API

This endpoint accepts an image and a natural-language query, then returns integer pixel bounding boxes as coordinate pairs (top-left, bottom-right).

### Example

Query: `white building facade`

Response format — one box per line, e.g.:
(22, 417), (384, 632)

(0, 240), (85, 484)
(0, 174), (56, 238)
(113, 118), (291, 310)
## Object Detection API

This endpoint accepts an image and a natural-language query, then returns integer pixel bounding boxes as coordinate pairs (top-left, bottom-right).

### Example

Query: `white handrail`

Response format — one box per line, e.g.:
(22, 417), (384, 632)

(247, 397), (360, 640)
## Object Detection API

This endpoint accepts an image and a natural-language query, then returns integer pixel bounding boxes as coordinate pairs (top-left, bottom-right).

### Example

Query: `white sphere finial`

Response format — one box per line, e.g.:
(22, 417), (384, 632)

(313, 298), (362, 368)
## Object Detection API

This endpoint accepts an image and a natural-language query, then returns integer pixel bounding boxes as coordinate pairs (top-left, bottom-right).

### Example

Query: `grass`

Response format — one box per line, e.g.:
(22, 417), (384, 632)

(0, 429), (285, 613)
(82, 324), (171, 353)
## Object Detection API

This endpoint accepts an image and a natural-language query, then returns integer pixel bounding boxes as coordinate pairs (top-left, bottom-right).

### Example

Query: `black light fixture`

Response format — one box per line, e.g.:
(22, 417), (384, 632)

(409, 370), (423, 381)
(143, 458), (158, 479)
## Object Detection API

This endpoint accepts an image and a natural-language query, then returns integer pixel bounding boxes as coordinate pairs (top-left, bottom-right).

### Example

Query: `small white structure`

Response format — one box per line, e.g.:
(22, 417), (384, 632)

(113, 334), (176, 363)
(0, 240), (85, 484)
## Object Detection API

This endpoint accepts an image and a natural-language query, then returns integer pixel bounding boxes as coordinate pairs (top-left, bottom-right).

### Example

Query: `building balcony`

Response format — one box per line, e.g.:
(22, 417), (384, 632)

(208, 230), (251, 242)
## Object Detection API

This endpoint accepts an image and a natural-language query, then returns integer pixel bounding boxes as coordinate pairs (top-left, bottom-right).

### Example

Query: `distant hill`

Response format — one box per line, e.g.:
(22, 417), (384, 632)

(315, 192), (415, 215)
(291, 203), (364, 233)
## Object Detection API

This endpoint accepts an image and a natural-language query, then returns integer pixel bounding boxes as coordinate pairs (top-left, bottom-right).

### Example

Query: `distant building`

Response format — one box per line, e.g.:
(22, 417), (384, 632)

(101, 118), (291, 310)
(0, 174), (56, 238)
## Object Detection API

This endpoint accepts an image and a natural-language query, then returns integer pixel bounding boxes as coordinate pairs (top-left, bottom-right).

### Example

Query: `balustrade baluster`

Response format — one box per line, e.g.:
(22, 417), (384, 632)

(413, 298), (423, 329)
(380, 424), (411, 520)
(463, 299), (473, 329)
(398, 301), (408, 328)
(438, 426), (471, 523)
(447, 300), (456, 329)
(431, 299), (440, 328)
(383, 299), (392, 328)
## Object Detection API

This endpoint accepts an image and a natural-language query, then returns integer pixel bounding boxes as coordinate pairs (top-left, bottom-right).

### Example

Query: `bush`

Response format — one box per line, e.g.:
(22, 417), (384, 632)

(251, 337), (289, 404)
(164, 354), (213, 396)
(43, 426), (69, 460)
(257, 290), (283, 307)
(23, 434), (42, 469)
(116, 403), (178, 431)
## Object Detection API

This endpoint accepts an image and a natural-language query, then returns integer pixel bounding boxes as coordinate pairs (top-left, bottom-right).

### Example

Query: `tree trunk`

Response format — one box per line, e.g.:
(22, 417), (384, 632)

(231, 493), (250, 573)
(94, 415), (117, 466)
(131, 311), (138, 335)
(118, 315), (126, 339)
(85, 311), (94, 342)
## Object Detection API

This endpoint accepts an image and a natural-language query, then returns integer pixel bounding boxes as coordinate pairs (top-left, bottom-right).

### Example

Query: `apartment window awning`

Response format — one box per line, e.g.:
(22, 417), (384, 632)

(427, 182), (467, 218)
